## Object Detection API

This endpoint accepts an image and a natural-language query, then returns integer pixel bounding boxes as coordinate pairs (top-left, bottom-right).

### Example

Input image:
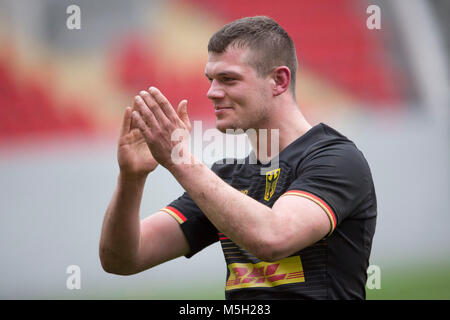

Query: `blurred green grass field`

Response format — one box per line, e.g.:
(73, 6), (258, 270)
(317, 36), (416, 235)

(366, 261), (450, 300)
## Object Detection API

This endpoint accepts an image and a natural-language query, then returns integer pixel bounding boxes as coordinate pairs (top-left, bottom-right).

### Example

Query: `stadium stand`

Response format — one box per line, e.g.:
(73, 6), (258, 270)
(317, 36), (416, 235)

(0, 54), (93, 141)
(185, 0), (407, 105)
(1, 0), (411, 142)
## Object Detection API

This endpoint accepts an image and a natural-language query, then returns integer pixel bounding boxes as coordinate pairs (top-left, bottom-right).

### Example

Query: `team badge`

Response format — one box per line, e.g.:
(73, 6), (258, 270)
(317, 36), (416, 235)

(264, 168), (281, 201)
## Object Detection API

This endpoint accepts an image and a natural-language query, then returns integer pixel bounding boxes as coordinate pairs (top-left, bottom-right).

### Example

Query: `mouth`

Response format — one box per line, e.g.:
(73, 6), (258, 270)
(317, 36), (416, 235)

(214, 106), (233, 115)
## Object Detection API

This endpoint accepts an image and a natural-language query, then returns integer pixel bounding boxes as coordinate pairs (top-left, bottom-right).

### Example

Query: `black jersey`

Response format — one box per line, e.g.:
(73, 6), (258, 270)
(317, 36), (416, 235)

(161, 123), (377, 299)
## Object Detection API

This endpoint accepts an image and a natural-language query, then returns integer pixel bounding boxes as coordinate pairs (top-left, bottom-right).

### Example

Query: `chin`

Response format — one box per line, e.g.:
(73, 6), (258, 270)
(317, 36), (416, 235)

(216, 122), (248, 135)
(215, 118), (229, 132)
(215, 122), (229, 134)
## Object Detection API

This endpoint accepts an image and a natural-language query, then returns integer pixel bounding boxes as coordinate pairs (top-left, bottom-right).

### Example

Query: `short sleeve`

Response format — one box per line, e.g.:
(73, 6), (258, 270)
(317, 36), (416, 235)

(162, 191), (218, 258)
(282, 143), (373, 236)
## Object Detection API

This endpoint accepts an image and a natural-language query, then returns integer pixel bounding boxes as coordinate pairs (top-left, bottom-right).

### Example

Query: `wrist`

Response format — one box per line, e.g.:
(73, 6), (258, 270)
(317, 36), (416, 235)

(167, 154), (204, 179)
(118, 171), (148, 185)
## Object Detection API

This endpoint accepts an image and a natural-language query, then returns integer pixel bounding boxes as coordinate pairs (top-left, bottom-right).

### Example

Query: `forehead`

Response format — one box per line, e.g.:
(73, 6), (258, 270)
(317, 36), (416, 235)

(205, 47), (255, 76)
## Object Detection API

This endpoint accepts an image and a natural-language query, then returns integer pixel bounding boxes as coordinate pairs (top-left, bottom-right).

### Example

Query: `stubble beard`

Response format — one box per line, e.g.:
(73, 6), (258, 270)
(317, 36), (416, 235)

(215, 98), (272, 133)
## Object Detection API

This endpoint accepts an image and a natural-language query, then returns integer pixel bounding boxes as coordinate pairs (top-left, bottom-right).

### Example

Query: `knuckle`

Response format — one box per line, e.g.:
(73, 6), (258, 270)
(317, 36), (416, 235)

(136, 100), (147, 114)
(147, 100), (157, 111)
(153, 94), (163, 105)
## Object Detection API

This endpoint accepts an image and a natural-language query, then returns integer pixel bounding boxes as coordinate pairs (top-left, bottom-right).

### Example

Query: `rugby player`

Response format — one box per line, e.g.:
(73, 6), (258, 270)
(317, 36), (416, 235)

(99, 16), (377, 299)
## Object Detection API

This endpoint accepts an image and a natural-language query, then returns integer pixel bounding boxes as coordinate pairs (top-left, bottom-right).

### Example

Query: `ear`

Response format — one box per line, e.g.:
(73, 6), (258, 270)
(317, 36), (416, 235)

(271, 66), (291, 96)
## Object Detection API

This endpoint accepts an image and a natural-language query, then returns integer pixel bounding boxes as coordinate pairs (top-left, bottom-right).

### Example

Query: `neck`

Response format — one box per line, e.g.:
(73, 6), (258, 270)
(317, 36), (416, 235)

(247, 101), (312, 163)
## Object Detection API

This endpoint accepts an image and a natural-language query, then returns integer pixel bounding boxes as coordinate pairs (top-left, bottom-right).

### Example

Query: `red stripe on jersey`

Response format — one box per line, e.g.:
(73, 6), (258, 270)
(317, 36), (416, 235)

(165, 206), (187, 222)
(283, 190), (337, 234)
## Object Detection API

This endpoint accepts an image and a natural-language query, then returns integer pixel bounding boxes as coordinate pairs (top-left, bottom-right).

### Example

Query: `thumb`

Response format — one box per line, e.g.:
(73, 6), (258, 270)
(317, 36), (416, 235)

(177, 99), (191, 131)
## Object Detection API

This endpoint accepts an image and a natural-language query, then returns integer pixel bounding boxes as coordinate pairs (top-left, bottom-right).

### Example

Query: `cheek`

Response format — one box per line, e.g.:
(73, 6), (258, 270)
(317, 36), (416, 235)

(252, 83), (271, 106)
(227, 88), (249, 109)
(228, 79), (270, 110)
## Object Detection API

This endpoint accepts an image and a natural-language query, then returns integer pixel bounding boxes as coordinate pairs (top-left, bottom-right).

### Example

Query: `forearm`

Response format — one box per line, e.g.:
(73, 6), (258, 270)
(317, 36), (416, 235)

(99, 173), (146, 274)
(169, 158), (275, 259)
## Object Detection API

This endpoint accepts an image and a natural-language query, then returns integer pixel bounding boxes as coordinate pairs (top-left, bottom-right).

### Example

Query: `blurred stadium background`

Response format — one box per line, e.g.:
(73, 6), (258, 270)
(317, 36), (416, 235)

(0, 0), (448, 299)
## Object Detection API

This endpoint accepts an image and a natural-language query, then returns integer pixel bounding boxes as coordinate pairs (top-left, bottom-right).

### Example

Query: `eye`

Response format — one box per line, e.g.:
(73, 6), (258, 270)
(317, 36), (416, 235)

(222, 77), (235, 82)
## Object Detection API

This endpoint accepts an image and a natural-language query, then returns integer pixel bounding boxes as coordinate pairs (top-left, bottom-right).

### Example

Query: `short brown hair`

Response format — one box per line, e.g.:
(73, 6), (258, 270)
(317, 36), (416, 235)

(208, 16), (298, 96)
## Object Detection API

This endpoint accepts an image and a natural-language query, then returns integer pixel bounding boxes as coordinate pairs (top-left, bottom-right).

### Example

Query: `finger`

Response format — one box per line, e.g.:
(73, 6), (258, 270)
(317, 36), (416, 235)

(148, 87), (178, 121)
(131, 110), (152, 142)
(131, 98), (141, 130)
(139, 90), (169, 125)
(134, 95), (159, 130)
(177, 99), (191, 131)
(130, 111), (139, 131)
(120, 106), (132, 137)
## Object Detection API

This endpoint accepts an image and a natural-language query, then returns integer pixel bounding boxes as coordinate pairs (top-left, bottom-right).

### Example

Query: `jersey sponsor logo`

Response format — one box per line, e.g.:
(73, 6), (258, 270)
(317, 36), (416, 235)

(225, 255), (305, 291)
(264, 168), (281, 201)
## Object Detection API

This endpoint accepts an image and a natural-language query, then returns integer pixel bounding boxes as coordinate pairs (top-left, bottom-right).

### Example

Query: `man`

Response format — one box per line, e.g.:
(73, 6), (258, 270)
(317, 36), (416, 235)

(99, 16), (377, 299)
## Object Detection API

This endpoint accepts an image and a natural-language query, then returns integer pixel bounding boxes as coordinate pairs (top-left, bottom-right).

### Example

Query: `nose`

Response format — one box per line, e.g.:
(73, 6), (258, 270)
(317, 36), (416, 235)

(206, 80), (225, 101)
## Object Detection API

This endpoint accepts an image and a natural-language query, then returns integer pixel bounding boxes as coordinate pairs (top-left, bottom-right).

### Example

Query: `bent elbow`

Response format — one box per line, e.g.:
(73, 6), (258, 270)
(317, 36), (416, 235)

(103, 266), (136, 276)
(252, 239), (285, 262)
(99, 247), (139, 276)
(254, 248), (283, 263)
(100, 259), (138, 276)
(252, 234), (296, 262)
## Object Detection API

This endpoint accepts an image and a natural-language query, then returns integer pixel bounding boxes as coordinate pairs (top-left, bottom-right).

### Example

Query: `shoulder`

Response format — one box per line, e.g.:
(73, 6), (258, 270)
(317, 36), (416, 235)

(298, 131), (375, 207)
(285, 124), (374, 189)
(304, 123), (357, 156)
(281, 123), (367, 172)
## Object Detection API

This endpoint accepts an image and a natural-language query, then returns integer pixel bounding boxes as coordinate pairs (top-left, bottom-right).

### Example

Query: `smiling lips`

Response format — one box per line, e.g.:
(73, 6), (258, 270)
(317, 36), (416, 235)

(214, 106), (233, 115)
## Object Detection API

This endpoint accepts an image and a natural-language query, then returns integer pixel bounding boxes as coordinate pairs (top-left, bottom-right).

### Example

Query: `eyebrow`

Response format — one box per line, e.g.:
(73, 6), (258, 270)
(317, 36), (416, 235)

(204, 71), (242, 79)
